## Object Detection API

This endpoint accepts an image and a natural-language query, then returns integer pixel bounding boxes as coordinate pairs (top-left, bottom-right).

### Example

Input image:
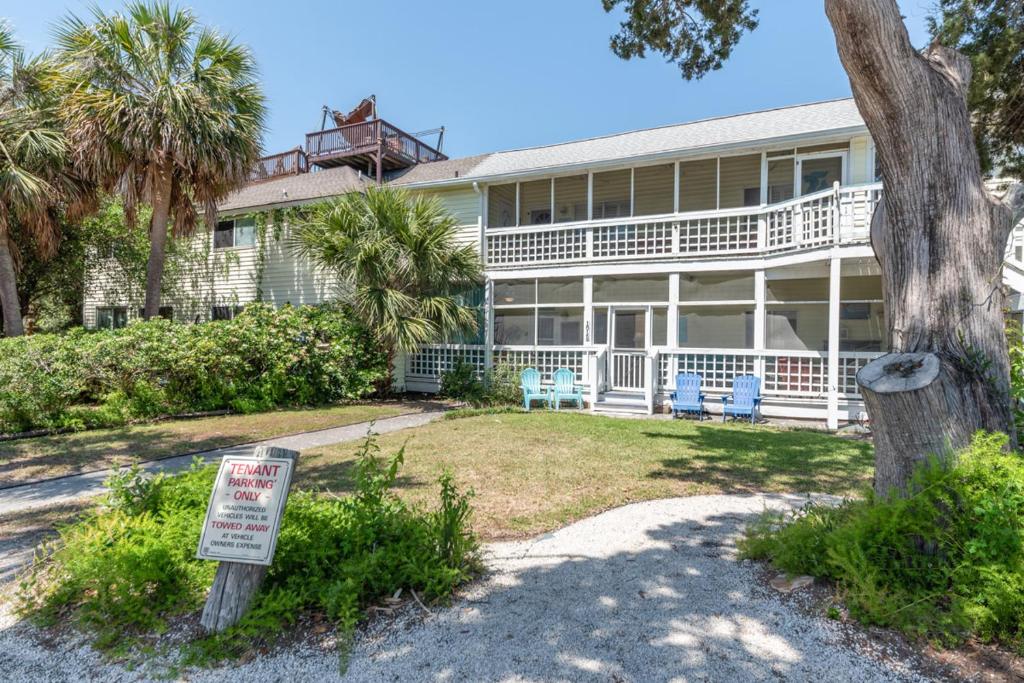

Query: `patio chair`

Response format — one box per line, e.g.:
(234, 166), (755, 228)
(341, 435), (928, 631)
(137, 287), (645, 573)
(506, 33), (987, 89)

(722, 375), (762, 424)
(550, 367), (584, 410)
(670, 373), (706, 420)
(520, 368), (550, 411)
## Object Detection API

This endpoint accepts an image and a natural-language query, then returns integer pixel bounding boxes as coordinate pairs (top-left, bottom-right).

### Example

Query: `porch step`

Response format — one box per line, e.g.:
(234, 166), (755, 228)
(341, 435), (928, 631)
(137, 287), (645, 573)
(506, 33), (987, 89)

(591, 391), (649, 416)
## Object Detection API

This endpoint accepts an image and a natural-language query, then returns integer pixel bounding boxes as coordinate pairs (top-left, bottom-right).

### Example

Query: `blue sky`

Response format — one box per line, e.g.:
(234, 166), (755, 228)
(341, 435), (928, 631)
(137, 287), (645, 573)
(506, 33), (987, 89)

(5, 1), (933, 159)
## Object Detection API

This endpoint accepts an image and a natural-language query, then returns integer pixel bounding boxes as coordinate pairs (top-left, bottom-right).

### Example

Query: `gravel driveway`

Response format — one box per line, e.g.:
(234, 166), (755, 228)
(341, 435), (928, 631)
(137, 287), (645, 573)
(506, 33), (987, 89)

(0, 494), (935, 682)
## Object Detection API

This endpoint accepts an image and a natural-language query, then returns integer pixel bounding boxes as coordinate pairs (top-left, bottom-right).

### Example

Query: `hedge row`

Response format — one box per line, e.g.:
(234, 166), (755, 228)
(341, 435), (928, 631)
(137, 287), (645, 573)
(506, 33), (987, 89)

(0, 304), (389, 434)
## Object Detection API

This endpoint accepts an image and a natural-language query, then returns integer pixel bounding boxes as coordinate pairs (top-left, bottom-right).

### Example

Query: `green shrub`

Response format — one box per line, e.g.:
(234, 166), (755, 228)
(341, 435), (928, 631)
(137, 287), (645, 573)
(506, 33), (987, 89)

(439, 359), (523, 408)
(0, 304), (388, 434)
(740, 431), (1024, 647)
(439, 358), (486, 405)
(18, 434), (479, 661)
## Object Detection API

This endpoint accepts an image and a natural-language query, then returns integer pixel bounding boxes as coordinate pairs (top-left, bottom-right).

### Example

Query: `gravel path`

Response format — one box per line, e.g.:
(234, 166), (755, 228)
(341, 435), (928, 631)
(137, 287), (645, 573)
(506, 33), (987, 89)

(0, 410), (443, 516)
(0, 494), (936, 682)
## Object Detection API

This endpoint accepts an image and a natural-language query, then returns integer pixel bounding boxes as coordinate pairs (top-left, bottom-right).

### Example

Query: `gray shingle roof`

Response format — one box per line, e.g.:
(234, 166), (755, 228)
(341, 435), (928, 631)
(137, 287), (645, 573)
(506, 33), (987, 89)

(459, 98), (865, 181)
(389, 153), (492, 185)
(219, 165), (370, 214)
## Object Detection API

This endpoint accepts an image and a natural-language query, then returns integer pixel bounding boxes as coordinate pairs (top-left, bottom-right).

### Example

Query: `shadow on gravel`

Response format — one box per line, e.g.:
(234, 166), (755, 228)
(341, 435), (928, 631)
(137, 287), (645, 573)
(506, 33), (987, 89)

(343, 494), (923, 682)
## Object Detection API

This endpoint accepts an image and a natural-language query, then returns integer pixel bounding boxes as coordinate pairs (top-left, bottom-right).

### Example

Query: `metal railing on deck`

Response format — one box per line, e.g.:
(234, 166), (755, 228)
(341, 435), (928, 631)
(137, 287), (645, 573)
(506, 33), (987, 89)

(249, 149), (307, 182)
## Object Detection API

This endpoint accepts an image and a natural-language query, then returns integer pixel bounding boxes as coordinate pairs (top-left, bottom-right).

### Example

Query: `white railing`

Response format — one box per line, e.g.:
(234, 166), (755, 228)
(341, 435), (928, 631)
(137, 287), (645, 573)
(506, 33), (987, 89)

(612, 351), (647, 390)
(486, 183), (883, 268)
(590, 346), (609, 406)
(658, 348), (882, 400)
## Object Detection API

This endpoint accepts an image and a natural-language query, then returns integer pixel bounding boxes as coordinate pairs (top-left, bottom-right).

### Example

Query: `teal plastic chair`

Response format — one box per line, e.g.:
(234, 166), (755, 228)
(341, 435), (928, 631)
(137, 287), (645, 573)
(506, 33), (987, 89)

(550, 367), (584, 410)
(670, 373), (706, 420)
(722, 375), (762, 424)
(520, 368), (549, 411)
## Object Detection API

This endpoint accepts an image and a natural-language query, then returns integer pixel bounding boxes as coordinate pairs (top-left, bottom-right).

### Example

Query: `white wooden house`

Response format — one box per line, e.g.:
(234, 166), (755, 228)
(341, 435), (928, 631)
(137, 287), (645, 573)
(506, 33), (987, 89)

(84, 98), (1024, 427)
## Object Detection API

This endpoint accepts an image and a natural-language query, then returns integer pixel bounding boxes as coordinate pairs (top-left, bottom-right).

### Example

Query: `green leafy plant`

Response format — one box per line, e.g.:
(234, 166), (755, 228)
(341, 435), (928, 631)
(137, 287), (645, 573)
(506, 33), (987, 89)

(0, 303), (388, 434)
(18, 433), (480, 664)
(740, 431), (1024, 647)
(439, 359), (486, 405)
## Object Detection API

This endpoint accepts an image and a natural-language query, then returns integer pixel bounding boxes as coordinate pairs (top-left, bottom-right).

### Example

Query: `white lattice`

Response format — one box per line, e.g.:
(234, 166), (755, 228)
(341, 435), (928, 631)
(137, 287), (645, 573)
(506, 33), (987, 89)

(763, 355), (827, 396)
(493, 348), (584, 383)
(659, 352), (757, 392)
(796, 194), (836, 248)
(678, 213), (758, 253)
(406, 345), (487, 380)
(592, 221), (673, 258)
(487, 227), (586, 265)
(838, 354), (877, 397)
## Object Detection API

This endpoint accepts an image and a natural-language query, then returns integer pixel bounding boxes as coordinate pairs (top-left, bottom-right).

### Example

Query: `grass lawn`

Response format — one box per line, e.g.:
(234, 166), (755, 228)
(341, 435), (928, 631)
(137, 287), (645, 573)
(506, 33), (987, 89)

(0, 402), (417, 488)
(297, 411), (874, 540)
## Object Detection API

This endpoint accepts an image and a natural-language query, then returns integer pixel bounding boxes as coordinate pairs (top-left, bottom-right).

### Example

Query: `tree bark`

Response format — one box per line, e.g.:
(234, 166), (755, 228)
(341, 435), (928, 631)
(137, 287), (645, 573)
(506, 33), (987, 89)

(0, 229), (24, 337)
(143, 157), (174, 320)
(825, 0), (1019, 497)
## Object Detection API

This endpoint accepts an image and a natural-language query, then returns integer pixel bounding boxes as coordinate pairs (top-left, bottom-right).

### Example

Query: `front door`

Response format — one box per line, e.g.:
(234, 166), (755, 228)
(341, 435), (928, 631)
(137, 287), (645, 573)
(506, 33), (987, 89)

(610, 307), (648, 391)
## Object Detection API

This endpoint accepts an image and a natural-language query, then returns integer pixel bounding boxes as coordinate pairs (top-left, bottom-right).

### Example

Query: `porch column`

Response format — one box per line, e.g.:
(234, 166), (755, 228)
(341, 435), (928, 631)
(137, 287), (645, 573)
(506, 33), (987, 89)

(827, 254), (842, 429)
(754, 269), (766, 380)
(484, 279), (495, 376)
(583, 276), (594, 392)
(667, 273), (680, 348)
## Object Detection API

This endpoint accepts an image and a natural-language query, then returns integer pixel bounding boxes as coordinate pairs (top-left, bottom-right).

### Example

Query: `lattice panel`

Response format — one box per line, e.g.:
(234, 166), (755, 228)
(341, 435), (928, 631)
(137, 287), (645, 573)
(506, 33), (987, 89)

(797, 195), (836, 247)
(659, 353), (757, 392)
(678, 214), (758, 253)
(406, 345), (487, 380)
(486, 227), (586, 266)
(592, 221), (673, 258)
(763, 355), (826, 396)
(493, 349), (584, 383)
(766, 206), (795, 249)
(838, 355), (875, 397)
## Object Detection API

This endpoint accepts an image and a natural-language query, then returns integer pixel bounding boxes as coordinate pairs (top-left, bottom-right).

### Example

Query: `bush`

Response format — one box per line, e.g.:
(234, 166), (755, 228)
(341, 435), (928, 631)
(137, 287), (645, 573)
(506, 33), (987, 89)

(18, 433), (479, 660)
(0, 304), (388, 434)
(438, 359), (523, 408)
(740, 431), (1024, 647)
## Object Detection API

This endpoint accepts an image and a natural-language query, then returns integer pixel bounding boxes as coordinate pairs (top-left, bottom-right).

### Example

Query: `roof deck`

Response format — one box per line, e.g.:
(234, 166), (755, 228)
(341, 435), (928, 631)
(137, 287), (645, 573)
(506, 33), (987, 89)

(249, 148), (308, 183)
(306, 119), (447, 176)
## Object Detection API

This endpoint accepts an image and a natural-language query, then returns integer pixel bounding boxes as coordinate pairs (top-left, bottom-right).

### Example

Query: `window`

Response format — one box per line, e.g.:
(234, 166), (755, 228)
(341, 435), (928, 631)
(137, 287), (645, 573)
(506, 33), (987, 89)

(593, 169), (631, 218)
(718, 154), (761, 209)
(767, 157), (795, 203)
(493, 280), (535, 306)
(679, 158), (717, 212)
(493, 309), (535, 345)
(537, 308), (583, 345)
(767, 277), (829, 303)
(493, 278), (584, 347)
(767, 305), (828, 351)
(488, 183), (516, 228)
(678, 306), (754, 349)
(96, 306), (127, 330)
(519, 179), (551, 226)
(137, 306), (174, 321)
(213, 217), (256, 249)
(593, 276), (668, 303)
(799, 156), (843, 195)
(841, 275), (886, 351)
(538, 278), (583, 304)
(679, 273), (754, 302)
(553, 175), (587, 223)
(211, 305), (244, 321)
(634, 164), (674, 216)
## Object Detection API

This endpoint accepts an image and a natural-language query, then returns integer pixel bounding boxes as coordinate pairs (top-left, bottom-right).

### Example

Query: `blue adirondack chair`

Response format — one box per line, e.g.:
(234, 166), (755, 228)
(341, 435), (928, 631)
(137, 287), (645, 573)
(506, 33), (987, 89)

(520, 368), (550, 411)
(722, 375), (762, 424)
(670, 373), (706, 420)
(550, 367), (584, 410)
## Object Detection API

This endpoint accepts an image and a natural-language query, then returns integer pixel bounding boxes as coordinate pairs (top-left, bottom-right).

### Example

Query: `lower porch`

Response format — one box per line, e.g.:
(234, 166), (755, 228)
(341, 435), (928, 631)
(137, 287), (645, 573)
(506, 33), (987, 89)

(401, 344), (877, 427)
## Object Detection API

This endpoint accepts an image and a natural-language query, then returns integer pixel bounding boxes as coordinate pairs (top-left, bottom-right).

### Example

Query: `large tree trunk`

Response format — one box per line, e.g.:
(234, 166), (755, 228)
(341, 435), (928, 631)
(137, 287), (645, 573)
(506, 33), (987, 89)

(825, 0), (1020, 497)
(143, 157), (174, 320)
(0, 229), (24, 337)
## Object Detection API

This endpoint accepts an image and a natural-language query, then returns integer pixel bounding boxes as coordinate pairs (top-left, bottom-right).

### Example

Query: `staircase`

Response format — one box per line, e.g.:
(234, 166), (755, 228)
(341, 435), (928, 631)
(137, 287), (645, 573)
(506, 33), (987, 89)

(591, 390), (649, 416)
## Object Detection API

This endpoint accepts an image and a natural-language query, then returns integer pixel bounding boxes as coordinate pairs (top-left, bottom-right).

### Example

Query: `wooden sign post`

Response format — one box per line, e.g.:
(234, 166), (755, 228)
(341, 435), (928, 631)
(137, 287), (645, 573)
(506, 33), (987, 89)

(196, 444), (298, 633)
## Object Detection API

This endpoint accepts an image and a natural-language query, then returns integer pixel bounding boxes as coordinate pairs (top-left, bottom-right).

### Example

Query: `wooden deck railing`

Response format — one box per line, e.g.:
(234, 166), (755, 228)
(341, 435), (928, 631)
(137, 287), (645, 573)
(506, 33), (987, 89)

(250, 149), (307, 182)
(305, 119), (446, 164)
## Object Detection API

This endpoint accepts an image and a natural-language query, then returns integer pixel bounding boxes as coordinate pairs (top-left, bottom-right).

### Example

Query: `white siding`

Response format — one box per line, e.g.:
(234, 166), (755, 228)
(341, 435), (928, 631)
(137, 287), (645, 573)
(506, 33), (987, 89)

(418, 187), (481, 251)
(849, 135), (872, 184)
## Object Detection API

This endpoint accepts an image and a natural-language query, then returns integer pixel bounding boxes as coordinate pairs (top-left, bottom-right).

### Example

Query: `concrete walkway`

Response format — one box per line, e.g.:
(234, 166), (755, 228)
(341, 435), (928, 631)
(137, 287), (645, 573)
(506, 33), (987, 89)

(0, 410), (443, 517)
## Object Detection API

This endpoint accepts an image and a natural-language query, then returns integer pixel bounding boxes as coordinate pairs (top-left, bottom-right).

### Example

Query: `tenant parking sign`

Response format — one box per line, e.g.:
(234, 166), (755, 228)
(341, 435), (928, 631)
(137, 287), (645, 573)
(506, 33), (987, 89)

(197, 453), (295, 565)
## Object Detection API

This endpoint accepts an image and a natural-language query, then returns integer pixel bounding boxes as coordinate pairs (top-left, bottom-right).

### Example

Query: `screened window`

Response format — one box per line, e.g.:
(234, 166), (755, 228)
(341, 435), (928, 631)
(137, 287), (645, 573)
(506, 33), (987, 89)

(767, 277), (829, 303)
(96, 306), (128, 330)
(633, 164), (674, 216)
(679, 158), (717, 212)
(214, 217), (256, 249)
(767, 157), (794, 203)
(519, 179), (551, 226)
(494, 309), (535, 345)
(553, 175), (587, 223)
(593, 276), (668, 303)
(677, 306), (754, 349)
(652, 307), (668, 346)
(488, 183), (516, 228)
(679, 273), (754, 301)
(718, 154), (761, 209)
(493, 280), (535, 306)
(841, 276), (885, 352)
(538, 279), (583, 304)
(767, 305), (829, 351)
(593, 169), (631, 219)
(537, 308), (583, 345)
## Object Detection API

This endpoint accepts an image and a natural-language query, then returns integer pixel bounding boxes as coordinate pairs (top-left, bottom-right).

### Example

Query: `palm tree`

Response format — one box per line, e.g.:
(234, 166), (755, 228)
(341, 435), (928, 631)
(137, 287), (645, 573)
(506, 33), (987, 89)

(291, 186), (484, 387)
(0, 24), (93, 336)
(52, 2), (266, 319)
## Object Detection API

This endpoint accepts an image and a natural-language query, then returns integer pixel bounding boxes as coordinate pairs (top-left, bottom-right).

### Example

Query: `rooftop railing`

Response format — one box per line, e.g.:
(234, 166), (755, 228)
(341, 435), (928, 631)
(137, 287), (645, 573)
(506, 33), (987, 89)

(249, 148), (308, 183)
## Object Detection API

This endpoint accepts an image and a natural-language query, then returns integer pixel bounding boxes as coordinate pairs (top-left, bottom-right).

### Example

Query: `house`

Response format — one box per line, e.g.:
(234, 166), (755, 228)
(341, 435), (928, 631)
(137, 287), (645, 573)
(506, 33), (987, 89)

(83, 98), (1024, 427)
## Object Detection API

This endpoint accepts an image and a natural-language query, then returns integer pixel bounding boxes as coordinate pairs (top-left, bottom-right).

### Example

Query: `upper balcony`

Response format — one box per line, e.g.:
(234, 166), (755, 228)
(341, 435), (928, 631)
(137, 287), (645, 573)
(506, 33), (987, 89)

(249, 148), (308, 183)
(305, 119), (447, 173)
(485, 182), (883, 269)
